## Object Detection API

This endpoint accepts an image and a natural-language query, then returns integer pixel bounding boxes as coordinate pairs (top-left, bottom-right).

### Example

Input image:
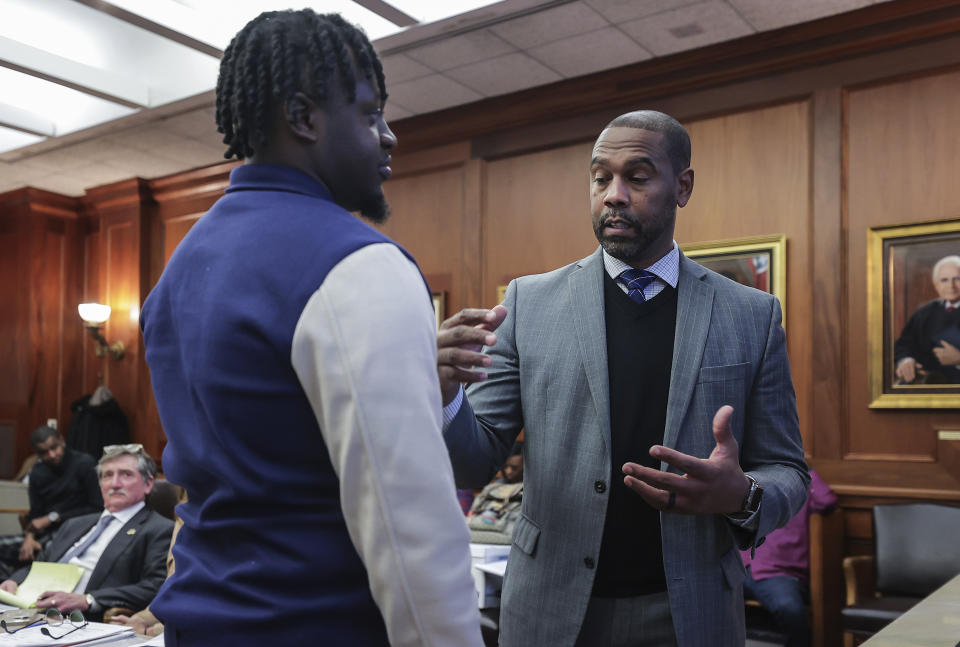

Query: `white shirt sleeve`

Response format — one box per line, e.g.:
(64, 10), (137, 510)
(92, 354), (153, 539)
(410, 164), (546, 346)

(291, 242), (482, 647)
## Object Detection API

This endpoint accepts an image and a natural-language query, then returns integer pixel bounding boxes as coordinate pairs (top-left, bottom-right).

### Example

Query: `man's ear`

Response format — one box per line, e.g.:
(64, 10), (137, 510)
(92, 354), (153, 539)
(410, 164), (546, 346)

(285, 92), (322, 144)
(676, 168), (694, 208)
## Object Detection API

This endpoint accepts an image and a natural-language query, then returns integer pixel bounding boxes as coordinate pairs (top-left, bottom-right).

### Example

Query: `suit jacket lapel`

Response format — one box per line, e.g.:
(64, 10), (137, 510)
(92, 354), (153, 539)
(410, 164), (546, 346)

(49, 516), (99, 562)
(88, 507), (148, 590)
(664, 254), (715, 451)
(569, 247), (611, 454)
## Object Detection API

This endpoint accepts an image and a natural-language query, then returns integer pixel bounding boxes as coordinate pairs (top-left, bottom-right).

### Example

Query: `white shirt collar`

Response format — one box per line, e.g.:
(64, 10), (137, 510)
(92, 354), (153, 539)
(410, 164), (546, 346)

(103, 500), (145, 525)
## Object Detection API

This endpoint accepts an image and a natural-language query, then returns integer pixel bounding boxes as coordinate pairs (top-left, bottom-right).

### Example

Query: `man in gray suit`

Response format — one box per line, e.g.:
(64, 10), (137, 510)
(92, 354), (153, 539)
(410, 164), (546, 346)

(439, 110), (809, 646)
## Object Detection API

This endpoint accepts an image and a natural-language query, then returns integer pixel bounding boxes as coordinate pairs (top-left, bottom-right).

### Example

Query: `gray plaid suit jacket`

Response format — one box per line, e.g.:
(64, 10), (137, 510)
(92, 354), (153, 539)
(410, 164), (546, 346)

(445, 247), (809, 647)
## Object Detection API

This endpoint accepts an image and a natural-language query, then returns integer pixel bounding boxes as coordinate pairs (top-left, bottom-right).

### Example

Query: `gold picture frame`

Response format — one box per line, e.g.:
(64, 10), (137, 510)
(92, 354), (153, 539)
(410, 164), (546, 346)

(680, 234), (787, 324)
(867, 219), (960, 408)
(432, 291), (445, 330)
(496, 285), (508, 304)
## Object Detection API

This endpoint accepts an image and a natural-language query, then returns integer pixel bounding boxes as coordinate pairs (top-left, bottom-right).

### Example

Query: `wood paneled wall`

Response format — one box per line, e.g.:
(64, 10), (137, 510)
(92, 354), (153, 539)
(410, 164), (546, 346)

(0, 189), (83, 465)
(1, 4), (958, 623)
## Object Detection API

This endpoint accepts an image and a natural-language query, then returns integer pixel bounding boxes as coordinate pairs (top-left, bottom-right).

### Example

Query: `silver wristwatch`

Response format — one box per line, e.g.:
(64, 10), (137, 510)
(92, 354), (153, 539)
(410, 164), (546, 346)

(741, 475), (763, 514)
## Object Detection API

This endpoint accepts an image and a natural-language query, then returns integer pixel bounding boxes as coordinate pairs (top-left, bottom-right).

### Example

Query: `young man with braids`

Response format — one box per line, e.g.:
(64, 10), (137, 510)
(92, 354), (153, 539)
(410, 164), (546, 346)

(141, 10), (482, 646)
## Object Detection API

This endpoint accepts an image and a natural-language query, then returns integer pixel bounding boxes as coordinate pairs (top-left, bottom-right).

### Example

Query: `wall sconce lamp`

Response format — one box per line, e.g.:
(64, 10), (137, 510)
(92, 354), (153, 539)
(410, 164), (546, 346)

(78, 303), (125, 360)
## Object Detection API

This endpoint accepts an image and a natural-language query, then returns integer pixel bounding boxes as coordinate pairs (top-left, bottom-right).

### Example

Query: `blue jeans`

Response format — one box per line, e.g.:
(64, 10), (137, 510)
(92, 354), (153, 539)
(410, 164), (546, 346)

(743, 572), (810, 647)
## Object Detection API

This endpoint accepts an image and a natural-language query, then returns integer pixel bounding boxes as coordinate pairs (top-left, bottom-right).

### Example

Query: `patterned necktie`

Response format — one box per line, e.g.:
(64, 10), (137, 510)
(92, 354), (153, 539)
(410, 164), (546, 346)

(619, 268), (656, 304)
(59, 514), (115, 563)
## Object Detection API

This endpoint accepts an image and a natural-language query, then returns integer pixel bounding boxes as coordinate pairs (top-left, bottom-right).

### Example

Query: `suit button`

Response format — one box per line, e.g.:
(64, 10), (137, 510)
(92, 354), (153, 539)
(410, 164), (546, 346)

(584, 557), (595, 569)
(594, 480), (606, 493)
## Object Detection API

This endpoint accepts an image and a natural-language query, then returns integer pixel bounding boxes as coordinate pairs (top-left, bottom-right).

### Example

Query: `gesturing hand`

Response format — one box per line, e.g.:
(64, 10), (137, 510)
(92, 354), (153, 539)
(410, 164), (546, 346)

(622, 405), (750, 515)
(437, 306), (508, 405)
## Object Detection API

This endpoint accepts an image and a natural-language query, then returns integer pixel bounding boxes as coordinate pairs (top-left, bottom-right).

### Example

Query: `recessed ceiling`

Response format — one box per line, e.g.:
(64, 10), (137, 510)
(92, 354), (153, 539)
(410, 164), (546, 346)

(0, 0), (892, 196)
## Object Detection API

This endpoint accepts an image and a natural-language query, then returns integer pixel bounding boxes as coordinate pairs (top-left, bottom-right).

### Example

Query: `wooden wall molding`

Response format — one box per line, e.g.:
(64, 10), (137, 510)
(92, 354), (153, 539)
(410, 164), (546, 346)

(83, 177), (153, 214)
(392, 141), (470, 179)
(149, 161), (236, 205)
(468, 31), (960, 164)
(0, 187), (81, 220)
(836, 485), (960, 499)
(393, 0), (960, 153)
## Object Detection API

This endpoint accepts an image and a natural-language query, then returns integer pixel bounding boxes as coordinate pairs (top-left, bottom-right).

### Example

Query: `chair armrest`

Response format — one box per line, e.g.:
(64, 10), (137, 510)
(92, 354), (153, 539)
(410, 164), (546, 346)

(842, 555), (874, 606)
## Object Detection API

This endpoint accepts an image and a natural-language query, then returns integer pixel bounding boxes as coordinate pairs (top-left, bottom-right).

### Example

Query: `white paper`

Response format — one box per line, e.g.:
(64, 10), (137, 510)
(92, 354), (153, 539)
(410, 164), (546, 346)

(475, 560), (507, 578)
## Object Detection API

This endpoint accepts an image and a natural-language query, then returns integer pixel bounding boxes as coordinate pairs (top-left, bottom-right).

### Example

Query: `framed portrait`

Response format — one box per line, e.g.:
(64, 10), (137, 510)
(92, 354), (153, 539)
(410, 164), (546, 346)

(680, 234), (786, 323)
(432, 292), (445, 330)
(496, 285), (508, 304)
(867, 219), (960, 408)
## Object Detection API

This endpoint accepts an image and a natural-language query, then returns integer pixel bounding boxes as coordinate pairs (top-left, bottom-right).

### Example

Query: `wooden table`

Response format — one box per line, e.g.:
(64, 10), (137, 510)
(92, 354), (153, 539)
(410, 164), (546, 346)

(862, 573), (960, 646)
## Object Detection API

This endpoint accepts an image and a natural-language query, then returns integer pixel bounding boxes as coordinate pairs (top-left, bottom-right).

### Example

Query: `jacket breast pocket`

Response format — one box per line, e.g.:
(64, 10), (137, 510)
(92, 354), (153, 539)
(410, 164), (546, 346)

(694, 363), (750, 439)
(697, 362), (750, 384)
(512, 514), (541, 557)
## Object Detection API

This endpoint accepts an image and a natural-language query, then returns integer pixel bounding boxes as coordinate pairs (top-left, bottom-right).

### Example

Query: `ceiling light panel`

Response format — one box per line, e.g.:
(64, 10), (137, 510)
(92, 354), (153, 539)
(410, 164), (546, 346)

(0, 124), (45, 154)
(0, 102), (55, 137)
(0, 0), (220, 106)
(105, 0), (405, 50)
(0, 66), (136, 135)
(384, 0), (504, 23)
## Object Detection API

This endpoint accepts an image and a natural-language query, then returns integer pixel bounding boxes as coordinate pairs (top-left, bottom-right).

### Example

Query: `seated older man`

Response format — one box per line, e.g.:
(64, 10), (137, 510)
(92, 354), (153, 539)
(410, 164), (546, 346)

(0, 445), (173, 620)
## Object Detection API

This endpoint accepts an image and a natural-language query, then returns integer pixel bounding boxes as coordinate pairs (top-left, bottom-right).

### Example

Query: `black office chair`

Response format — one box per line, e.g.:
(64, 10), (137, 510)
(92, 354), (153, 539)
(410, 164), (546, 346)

(841, 503), (960, 644)
(145, 478), (182, 521)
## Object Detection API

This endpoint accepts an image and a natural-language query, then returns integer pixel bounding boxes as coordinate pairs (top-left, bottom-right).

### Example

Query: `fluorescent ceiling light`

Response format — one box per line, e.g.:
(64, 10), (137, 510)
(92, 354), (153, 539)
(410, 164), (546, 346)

(104, 0), (406, 49)
(0, 0), (110, 68)
(0, 0), (505, 158)
(0, 66), (136, 136)
(0, 124), (45, 154)
(385, 0), (504, 24)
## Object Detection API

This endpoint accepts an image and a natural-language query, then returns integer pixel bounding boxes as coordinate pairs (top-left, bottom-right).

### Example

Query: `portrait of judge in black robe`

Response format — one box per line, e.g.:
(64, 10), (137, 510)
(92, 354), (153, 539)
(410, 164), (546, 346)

(894, 254), (960, 384)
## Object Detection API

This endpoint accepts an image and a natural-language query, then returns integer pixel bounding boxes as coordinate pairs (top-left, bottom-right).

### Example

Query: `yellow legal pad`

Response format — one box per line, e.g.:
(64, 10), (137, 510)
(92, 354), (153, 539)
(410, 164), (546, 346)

(0, 562), (84, 608)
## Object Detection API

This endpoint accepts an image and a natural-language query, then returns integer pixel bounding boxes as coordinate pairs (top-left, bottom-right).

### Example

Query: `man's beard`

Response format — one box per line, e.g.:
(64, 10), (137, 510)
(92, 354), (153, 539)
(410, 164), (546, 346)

(356, 191), (390, 224)
(593, 207), (674, 263)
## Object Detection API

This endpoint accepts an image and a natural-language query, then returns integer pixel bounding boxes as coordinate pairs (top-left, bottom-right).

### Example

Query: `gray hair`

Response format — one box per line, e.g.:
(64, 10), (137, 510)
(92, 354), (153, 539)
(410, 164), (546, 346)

(96, 445), (157, 483)
(932, 255), (960, 281)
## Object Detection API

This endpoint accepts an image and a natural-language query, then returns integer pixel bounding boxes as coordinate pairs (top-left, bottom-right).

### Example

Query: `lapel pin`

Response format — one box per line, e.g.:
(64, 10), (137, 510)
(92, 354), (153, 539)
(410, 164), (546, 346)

(126, 529), (136, 535)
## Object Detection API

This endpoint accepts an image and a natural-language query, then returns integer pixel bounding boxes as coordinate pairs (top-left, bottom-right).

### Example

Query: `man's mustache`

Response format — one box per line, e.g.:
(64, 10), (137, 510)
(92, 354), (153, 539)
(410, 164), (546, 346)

(599, 210), (639, 228)
(107, 488), (128, 496)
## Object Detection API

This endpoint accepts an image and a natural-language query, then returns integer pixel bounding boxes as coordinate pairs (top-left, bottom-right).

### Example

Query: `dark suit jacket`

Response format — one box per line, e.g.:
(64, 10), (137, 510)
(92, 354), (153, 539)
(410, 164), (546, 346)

(12, 506), (173, 619)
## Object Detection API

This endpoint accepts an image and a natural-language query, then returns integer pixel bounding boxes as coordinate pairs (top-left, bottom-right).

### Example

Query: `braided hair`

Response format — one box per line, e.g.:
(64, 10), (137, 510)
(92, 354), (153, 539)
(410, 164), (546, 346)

(215, 9), (387, 160)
